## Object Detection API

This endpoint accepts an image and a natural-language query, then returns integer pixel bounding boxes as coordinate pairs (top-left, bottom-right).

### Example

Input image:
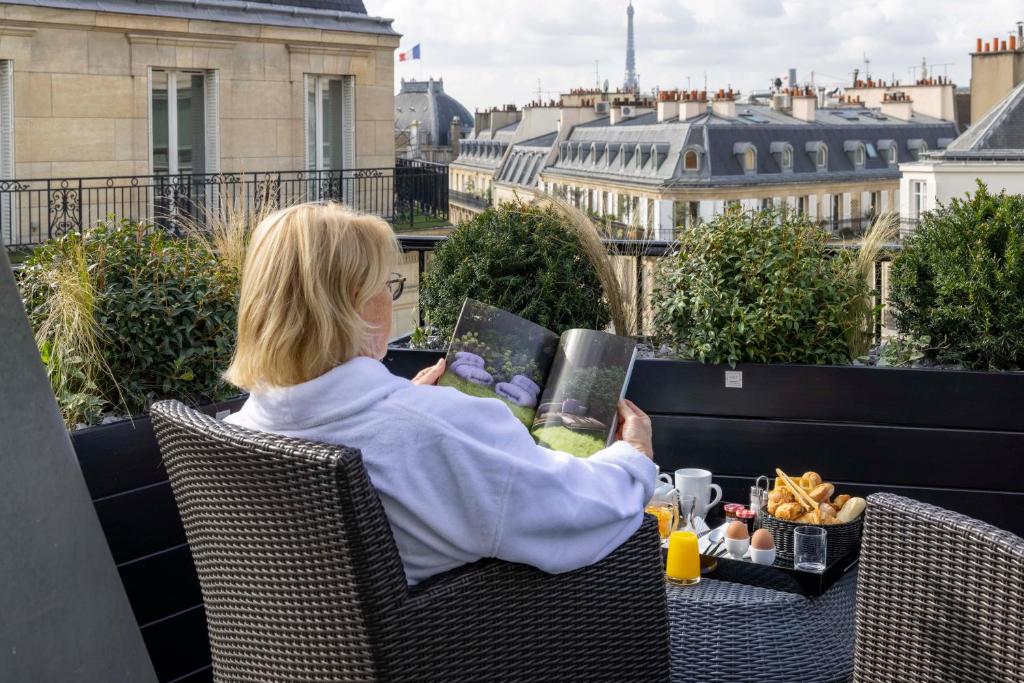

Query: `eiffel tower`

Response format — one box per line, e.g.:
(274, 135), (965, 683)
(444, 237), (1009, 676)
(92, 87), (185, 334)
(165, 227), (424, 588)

(623, 1), (639, 92)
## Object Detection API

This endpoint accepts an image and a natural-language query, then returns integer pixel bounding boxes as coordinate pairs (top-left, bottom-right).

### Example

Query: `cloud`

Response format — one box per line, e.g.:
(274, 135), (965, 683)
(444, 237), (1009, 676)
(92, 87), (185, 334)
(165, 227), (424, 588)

(373, 0), (1023, 112)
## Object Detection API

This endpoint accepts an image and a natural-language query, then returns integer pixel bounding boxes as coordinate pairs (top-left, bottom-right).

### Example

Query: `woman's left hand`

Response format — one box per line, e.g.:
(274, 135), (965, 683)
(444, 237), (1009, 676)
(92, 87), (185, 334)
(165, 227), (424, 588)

(411, 358), (446, 386)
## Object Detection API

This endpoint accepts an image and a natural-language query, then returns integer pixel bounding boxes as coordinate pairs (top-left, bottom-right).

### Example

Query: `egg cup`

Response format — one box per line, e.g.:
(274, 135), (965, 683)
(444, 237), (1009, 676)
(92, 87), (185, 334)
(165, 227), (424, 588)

(724, 536), (750, 558)
(749, 546), (776, 566)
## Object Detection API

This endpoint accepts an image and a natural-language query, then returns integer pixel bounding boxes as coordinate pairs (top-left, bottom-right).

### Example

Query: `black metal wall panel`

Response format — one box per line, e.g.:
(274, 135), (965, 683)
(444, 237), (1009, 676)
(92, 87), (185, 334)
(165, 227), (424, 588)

(0, 251), (158, 682)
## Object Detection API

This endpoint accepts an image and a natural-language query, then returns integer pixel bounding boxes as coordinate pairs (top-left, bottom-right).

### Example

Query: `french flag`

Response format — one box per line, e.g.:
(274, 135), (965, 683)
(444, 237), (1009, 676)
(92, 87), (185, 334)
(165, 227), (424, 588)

(399, 44), (421, 62)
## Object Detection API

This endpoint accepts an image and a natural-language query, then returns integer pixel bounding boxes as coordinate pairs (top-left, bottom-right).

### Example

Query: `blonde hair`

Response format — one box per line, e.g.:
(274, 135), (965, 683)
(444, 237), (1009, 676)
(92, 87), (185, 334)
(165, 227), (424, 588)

(224, 202), (398, 391)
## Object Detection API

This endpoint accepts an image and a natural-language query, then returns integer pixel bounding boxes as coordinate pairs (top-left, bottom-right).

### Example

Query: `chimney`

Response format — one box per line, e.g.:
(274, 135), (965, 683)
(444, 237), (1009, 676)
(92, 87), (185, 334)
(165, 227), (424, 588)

(977, 37), (983, 52)
(711, 89), (736, 118)
(1012, 35), (1018, 51)
(791, 89), (817, 122)
(679, 91), (706, 119)
(657, 96), (679, 123)
(610, 106), (623, 125)
(881, 92), (914, 121)
(449, 117), (461, 157)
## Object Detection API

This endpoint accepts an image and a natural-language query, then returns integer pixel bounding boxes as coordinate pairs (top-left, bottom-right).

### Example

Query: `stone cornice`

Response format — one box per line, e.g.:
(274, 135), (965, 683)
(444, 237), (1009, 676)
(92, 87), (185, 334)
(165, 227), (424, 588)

(127, 33), (234, 50)
(0, 26), (37, 38)
(286, 43), (372, 58)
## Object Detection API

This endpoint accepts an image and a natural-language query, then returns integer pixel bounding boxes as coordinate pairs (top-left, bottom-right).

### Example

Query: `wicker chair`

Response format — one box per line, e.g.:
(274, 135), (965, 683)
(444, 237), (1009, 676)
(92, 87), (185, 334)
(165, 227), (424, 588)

(853, 493), (1024, 683)
(151, 400), (670, 683)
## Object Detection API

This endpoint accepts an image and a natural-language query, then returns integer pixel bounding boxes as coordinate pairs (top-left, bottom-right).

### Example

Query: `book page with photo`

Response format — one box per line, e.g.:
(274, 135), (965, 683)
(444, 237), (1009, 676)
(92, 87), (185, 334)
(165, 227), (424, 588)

(440, 300), (636, 457)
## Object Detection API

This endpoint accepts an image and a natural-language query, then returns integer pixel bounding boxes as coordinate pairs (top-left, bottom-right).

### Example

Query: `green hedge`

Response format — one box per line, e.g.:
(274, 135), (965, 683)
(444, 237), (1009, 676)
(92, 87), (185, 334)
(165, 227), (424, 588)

(890, 183), (1024, 370)
(18, 219), (239, 426)
(420, 202), (611, 338)
(652, 209), (871, 366)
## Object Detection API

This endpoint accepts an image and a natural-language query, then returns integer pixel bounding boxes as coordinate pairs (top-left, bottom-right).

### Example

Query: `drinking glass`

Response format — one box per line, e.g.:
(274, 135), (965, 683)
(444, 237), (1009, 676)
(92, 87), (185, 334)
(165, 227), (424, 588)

(794, 526), (827, 572)
(665, 530), (701, 585)
(644, 502), (678, 540)
(678, 494), (697, 533)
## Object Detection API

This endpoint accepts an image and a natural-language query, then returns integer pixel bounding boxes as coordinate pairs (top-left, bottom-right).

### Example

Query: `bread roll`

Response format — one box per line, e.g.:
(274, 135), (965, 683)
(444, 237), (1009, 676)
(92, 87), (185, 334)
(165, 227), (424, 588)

(767, 488), (794, 515)
(836, 497), (867, 523)
(809, 483), (835, 503)
(774, 502), (804, 521)
(803, 471), (823, 488)
(818, 502), (837, 524)
(832, 494), (851, 511)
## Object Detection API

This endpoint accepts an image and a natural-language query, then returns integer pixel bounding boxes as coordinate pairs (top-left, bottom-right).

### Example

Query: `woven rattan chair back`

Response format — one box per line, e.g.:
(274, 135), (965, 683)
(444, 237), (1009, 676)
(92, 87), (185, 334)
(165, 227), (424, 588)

(151, 400), (408, 682)
(853, 493), (1024, 683)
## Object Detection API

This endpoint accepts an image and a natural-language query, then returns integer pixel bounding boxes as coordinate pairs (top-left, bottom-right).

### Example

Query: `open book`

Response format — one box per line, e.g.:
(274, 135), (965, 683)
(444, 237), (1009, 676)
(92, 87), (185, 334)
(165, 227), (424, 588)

(439, 299), (637, 457)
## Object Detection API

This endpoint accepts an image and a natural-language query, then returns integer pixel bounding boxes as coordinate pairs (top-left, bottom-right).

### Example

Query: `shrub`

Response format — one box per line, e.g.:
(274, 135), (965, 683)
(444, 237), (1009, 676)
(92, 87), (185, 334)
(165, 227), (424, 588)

(420, 201), (612, 338)
(652, 209), (873, 366)
(19, 218), (240, 426)
(889, 183), (1024, 370)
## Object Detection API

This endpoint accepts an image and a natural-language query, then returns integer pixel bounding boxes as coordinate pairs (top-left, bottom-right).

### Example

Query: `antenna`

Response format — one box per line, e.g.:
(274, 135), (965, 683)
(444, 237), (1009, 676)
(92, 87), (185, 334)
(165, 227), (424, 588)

(863, 52), (871, 80)
(595, 60), (600, 90)
(703, 71), (708, 92)
(931, 62), (954, 78)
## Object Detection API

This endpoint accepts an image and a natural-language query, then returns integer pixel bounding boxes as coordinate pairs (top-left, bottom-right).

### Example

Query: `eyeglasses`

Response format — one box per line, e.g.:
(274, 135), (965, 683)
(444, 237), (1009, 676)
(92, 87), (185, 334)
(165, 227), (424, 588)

(386, 273), (406, 301)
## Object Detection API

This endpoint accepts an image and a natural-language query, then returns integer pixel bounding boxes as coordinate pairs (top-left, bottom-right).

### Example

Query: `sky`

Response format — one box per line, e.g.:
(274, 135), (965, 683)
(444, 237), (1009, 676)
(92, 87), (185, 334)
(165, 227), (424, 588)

(369, 0), (1024, 113)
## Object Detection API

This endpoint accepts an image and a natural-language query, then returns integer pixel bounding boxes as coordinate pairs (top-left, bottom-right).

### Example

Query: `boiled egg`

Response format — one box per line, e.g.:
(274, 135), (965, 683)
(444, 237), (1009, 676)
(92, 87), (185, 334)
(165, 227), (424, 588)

(725, 520), (749, 540)
(751, 528), (775, 550)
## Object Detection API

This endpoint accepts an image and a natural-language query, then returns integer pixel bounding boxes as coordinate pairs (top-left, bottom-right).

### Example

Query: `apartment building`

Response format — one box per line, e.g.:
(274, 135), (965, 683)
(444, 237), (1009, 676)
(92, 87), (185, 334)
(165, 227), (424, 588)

(450, 87), (958, 239)
(0, 0), (398, 182)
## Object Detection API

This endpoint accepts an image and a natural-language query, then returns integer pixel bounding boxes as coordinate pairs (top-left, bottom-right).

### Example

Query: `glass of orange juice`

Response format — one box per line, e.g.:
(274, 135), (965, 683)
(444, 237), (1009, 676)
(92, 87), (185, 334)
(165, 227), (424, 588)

(666, 530), (701, 585)
(645, 502), (679, 540)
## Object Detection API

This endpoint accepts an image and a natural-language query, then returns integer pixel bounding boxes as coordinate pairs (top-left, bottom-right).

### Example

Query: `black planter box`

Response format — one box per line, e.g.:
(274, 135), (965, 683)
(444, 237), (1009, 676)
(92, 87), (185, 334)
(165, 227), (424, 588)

(72, 396), (247, 683)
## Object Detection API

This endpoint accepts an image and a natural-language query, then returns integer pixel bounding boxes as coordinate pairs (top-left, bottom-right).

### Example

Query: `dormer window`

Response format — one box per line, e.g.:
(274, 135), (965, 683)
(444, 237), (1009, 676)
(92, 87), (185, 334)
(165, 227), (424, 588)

(733, 142), (757, 173)
(770, 141), (793, 172)
(844, 141), (866, 169)
(907, 139), (928, 161)
(806, 141), (827, 170)
(877, 140), (897, 165)
(684, 150), (699, 171)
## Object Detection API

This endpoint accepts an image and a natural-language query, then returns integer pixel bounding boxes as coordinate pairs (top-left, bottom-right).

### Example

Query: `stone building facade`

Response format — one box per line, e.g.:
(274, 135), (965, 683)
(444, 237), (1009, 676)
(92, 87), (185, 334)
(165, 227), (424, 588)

(0, 0), (399, 181)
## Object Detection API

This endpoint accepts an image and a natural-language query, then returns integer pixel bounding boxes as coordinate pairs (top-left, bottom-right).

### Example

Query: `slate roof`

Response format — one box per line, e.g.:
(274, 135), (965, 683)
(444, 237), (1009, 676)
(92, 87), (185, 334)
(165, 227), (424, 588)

(245, 0), (366, 12)
(395, 79), (473, 149)
(938, 80), (1024, 160)
(546, 103), (958, 188)
(12, 0), (395, 33)
(495, 132), (558, 187)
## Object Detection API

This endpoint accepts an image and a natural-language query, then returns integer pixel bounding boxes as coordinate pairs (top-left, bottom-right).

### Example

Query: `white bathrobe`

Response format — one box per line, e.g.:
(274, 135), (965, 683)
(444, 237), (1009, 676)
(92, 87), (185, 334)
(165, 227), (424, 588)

(226, 356), (657, 585)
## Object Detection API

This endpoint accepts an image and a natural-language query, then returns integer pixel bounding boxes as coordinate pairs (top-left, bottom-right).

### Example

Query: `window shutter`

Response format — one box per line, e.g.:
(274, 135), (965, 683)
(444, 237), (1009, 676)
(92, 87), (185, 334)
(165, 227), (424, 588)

(204, 70), (220, 175)
(303, 74), (313, 171)
(0, 60), (14, 243)
(146, 67), (153, 175)
(341, 75), (355, 205)
(0, 60), (14, 179)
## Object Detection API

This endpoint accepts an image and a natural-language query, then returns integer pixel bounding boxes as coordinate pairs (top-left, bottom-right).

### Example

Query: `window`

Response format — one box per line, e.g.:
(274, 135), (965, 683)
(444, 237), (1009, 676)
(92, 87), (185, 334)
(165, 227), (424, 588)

(617, 193), (628, 219)
(886, 146), (897, 164)
(683, 150), (699, 171)
(743, 148), (756, 172)
(646, 198), (655, 231)
(911, 180), (928, 218)
(854, 146), (865, 167)
(151, 69), (216, 175)
(305, 75), (354, 171)
(817, 146), (828, 168)
(0, 60), (11, 180)
(797, 196), (806, 215)
(781, 148), (793, 170)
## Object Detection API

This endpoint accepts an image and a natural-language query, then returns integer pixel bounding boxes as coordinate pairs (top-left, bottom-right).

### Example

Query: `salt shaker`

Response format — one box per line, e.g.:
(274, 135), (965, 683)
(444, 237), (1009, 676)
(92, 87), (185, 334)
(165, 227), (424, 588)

(750, 476), (769, 526)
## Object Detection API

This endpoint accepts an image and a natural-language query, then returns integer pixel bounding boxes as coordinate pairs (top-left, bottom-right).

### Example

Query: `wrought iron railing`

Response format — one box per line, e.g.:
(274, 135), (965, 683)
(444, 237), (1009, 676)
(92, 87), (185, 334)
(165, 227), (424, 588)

(2, 160), (449, 250)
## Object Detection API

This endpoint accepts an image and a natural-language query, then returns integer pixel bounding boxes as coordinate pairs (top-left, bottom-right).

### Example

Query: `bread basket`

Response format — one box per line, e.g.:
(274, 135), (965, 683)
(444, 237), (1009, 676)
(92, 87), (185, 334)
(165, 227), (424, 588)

(759, 512), (863, 565)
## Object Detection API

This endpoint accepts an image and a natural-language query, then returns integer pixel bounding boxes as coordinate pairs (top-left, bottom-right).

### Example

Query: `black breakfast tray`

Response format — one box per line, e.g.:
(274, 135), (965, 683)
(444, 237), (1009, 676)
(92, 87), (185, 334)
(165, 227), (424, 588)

(661, 544), (859, 597)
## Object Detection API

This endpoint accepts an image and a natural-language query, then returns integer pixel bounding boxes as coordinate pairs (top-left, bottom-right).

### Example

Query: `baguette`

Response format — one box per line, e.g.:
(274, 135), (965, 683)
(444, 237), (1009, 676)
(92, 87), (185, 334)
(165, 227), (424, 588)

(836, 497), (866, 523)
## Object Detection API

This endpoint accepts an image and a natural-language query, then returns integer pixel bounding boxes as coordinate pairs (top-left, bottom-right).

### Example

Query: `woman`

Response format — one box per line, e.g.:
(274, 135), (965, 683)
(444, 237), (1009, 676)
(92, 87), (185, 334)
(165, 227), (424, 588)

(224, 202), (657, 585)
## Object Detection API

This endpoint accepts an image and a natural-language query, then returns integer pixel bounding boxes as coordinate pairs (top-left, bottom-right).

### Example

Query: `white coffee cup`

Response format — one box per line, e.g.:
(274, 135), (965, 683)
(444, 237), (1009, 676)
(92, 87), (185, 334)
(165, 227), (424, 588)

(658, 468), (722, 517)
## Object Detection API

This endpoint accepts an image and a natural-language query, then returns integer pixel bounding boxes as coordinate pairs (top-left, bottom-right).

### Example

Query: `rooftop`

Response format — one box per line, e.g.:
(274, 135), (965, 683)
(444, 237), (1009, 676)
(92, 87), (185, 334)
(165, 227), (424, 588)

(937, 79), (1024, 161)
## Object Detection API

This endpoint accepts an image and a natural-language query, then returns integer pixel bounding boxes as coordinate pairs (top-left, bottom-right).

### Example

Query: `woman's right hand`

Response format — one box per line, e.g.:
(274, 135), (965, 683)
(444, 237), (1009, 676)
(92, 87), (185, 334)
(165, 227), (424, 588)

(616, 399), (654, 460)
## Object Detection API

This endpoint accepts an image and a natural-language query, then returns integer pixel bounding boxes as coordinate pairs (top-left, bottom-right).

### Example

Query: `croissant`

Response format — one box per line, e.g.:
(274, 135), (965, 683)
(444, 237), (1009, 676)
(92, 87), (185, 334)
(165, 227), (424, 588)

(774, 502), (804, 521)
(818, 502), (837, 524)
(809, 483), (835, 503)
(767, 488), (794, 515)
(832, 494), (851, 511)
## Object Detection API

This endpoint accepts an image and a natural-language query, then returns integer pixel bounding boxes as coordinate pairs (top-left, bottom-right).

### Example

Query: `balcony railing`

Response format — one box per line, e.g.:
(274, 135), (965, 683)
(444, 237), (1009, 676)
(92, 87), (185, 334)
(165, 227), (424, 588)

(2, 159), (449, 250)
(396, 234), (899, 342)
(449, 190), (490, 210)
